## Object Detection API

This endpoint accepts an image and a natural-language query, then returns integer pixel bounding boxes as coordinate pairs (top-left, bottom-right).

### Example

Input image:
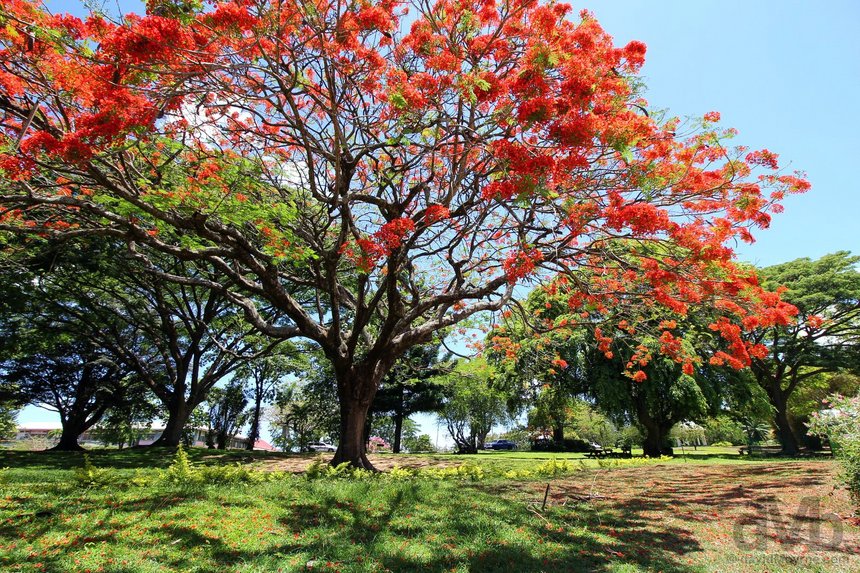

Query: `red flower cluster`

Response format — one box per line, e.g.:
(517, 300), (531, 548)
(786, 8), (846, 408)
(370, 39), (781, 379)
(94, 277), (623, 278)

(341, 218), (416, 272)
(503, 248), (543, 283)
(424, 204), (451, 223)
(373, 218), (415, 252)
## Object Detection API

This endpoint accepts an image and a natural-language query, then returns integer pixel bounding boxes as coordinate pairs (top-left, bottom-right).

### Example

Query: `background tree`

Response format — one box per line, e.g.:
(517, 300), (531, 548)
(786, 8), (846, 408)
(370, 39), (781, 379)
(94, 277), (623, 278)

(490, 288), (590, 445)
(0, 0), (804, 467)
(702, 415), (747, 446)
(403, 433), (436, 453)
(269, 381), (338, 452)
(370, 341), (447, 453)
(787, 371), (860, 450)
(749, 252), (860, 454)
(490, 273), (763, 456)
(74, 257), (279, 447)
(565, 399), (620, 447)
(0, 401), (18, 441)
(235, 348), (304, 451)
(0, 235), (279, 447)
(370, 415), (420, 450)
(206, 381), (250, 450)
(90, 384), (161, 449)
(526, 387), (576, 444)
(438, 359), (509, 454)
(1, 337), (128, 450)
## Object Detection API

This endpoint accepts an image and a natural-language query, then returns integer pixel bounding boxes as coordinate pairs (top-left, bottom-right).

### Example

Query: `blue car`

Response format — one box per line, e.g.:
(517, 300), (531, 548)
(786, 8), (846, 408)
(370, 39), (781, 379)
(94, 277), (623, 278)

(485, 439), (516, 450)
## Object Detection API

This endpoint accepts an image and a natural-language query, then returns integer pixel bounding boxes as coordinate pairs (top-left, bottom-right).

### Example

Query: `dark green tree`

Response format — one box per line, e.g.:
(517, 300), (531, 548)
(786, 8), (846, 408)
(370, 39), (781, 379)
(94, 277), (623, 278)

(0, 400), (19, 441)
(750, 252), (860, 454)
(207, 381), (249, 450)
(0, 236), (283, 447)
(1, 338), (128, 450)
(235, 348), (305, 450)
(370, 342), (447, 453)
(438, 358), (509, 454)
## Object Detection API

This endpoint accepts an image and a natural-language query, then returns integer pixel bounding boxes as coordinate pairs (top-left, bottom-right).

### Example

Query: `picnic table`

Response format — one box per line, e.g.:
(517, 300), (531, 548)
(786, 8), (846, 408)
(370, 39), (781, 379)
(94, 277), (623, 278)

(585, 447), (613, 459)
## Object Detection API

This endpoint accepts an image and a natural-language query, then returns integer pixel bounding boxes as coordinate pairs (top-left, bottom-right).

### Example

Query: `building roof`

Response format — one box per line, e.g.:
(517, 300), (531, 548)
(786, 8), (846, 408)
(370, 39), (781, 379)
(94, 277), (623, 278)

(253, 439), (277, 451)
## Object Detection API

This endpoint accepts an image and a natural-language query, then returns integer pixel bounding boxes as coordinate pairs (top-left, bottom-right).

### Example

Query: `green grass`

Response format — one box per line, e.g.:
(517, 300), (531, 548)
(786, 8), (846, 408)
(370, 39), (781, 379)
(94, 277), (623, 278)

(0, 448), (857, 573)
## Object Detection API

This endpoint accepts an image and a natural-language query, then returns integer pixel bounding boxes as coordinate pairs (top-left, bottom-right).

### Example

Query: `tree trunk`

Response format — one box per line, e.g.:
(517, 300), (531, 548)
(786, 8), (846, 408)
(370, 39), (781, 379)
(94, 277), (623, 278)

(50, 408), (101, 451)
(151, 402), (188, 447)
(552, 424), (564, 443)
(393, 410), (403, 454)
(765, 380), (800, 455)
(638, 411), (674, 458)
(246, 393), (263, 451)
(50, 426), (85, 451)
(773, 400), (800, 455)
(332, 396), (376, 469)
(642, 424), (673, 458)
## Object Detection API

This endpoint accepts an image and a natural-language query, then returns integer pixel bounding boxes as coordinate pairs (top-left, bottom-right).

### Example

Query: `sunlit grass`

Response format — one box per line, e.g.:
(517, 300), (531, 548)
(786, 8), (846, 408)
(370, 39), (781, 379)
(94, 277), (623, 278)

(0, 449), (856, 573)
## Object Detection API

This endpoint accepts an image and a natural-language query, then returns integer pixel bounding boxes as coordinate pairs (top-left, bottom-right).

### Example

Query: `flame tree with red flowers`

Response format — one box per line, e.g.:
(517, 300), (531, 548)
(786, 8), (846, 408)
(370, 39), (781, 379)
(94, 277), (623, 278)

(0, 0), (805, 467)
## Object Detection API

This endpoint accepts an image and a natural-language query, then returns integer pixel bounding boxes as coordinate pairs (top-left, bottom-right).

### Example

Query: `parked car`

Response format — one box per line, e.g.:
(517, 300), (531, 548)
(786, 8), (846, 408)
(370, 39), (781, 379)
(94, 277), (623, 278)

(485, 439), (517, 450)
(308, 441), (336, 452)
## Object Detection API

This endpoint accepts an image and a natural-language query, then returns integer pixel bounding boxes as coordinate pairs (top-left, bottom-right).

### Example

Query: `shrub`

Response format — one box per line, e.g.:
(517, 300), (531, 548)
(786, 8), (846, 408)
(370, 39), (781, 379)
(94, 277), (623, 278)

(534, 458), (574, 476)
(306, 460), (374, 480)
(597, 455), (673, 469)
(835, 437), (860, 508)
(72, 454), (115, 488)
(808, 393), (860, 508)
(422, 463), (485, 481)
(199, 463), (272, 485)
(159, 445), (203, 486)
(531, 438), (590, 452)
(711, 441), (734, 447)
(159, 445), (284, 487)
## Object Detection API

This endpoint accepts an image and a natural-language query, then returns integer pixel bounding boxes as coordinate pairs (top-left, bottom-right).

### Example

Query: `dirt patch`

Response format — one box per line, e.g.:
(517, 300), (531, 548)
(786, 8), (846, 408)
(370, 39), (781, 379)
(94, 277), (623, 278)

(511, 462), (860, 569)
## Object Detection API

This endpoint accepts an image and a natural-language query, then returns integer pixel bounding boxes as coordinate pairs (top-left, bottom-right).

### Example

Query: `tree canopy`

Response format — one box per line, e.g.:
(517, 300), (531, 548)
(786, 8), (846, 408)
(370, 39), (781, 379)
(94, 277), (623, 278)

(0, 0), (804, 466)
(749, 252), (860, 454)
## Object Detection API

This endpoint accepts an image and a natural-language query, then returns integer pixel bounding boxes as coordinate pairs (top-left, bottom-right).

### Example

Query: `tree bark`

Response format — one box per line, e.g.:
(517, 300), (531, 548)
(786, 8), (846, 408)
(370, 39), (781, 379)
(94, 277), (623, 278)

(773, 400), (800, 455)
(151, 400), (188, 447)
(641, 423), (673, 458)
(393, 409), (403, 454)
(632, 392), (673, 457)
(329, 357), (395, 468)
(332, 396), (376, 469)
(765, 381), (800, 455)
(49, 427), (85, 451)
(552, 424), (564, 443)
(246, 392), (263, 451)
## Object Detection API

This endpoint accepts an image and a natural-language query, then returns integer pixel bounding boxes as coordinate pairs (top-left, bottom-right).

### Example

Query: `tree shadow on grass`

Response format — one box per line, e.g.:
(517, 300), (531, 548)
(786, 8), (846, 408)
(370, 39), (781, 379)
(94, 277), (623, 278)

(262, 480), (701, 573)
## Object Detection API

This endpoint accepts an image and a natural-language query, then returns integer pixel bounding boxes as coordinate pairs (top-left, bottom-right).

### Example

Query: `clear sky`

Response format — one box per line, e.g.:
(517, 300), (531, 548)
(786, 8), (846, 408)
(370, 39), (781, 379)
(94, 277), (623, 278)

(578, 0), (860, 266)
(22, 1), (860, 443)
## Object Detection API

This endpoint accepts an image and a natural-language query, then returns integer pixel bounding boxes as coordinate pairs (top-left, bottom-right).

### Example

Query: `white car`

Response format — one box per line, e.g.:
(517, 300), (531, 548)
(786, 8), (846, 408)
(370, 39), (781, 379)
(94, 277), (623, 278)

(308, 441), (336, 452)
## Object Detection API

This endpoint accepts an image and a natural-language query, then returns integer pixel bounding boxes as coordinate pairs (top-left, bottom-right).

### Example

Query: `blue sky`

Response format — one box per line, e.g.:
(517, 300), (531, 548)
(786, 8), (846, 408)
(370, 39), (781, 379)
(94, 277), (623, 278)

(22, 1), (860, 440)
(578, 0), (860, 266)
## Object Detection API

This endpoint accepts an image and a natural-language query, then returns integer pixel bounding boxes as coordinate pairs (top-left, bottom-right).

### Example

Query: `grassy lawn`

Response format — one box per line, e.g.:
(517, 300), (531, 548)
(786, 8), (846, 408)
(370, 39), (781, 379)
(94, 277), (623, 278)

(0, 448), (857, 573)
